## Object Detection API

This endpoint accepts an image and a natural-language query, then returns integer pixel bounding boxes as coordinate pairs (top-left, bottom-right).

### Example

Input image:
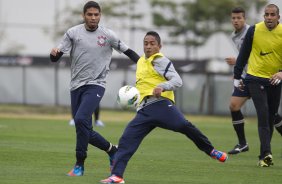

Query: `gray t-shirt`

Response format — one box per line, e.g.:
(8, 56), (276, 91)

(231, 24), (250, 51)
(231, 24), (250, 78)
(58, 24), (129, 91)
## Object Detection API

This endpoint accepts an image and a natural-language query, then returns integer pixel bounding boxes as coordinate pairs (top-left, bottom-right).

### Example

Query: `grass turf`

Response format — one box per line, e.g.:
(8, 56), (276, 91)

(0, 109), (281, 184)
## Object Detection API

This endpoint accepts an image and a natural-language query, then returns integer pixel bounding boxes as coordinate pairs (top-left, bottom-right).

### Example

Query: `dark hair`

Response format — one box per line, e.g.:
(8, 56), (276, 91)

(231, 7), (245, 17)
(266, 4), (280, 15)
(145, 31), (161, 45)
(83, 1), (101, 14)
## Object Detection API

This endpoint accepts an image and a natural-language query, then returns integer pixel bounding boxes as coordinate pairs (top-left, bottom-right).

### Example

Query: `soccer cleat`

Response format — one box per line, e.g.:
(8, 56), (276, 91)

(228, 143), (249, 154)
(257, 154), (273, 167)
(258, 160), (269, 167)
(210, 149), (228, 162)
(69, 119), (75, 126)
(109, 145), (118, 171)
(100, 175), (125, 184)
(66, 165), (84, 176)
(95, 120), (105, 127)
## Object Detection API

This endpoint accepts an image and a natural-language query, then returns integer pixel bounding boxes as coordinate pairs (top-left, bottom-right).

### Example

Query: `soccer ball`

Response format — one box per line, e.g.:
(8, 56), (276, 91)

(117, 85), (140, 109)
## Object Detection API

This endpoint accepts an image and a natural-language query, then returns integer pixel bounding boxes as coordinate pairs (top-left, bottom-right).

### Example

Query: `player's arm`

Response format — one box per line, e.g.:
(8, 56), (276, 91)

(225, 57), (236, 65)
(50, 48), (64, 62)
(270, 71), (282, 85)
(50, 31), (73, 62)
(123, 49), (140, 63)
(152, 57), (183, 97)
(233, 25), (254, 80)
(107, 29), (140, 63)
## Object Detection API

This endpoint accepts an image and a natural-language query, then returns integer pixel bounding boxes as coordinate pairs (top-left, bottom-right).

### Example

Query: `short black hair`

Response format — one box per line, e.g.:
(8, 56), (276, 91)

(266, 4), (280, 15)
(83, 1), (101, 14)
(145, 31), (161, 45)
(231, 7), (245, 18)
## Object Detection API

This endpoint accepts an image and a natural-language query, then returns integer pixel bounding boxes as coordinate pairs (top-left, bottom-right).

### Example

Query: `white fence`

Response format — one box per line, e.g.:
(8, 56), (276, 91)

(0, 65), (258, 116)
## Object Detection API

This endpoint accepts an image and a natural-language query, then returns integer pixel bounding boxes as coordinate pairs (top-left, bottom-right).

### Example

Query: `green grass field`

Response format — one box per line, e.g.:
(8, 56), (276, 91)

(0, 107), (281, 184)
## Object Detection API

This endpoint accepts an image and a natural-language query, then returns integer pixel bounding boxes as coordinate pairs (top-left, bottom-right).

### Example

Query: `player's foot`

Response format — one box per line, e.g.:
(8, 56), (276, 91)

(66, 165), (84, 176)
(69, 119), (75, 126)
(109, 145), (118, 171)
(100, 175), (125, 183)
(228, 143), (249, 154)
(95, 120), (105, 127)
(257, 154), (273, 167)
(210, 149), (228, 162)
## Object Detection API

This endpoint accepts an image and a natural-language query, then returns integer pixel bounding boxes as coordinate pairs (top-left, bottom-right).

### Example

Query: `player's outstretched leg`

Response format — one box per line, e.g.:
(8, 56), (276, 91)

(210, 149), (228, 162)
(100, 175), (125, 184)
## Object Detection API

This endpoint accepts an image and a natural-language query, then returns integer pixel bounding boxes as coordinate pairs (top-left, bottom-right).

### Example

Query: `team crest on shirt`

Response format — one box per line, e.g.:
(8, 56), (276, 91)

(97, 36), (107, 47)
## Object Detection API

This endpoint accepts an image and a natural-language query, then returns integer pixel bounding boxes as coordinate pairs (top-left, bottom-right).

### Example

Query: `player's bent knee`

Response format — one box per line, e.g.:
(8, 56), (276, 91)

(229, 103), (241, 111)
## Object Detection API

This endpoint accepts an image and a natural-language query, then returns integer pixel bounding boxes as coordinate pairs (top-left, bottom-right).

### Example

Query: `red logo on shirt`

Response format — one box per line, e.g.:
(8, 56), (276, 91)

(97, 36), (107, 47)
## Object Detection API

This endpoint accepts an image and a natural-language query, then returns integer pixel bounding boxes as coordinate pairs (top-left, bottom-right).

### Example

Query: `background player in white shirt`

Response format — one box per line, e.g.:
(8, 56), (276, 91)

(225, 7), (250, 154)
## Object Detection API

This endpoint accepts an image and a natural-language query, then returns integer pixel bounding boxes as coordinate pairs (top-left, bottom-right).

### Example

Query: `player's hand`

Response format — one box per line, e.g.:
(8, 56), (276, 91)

(270, 72), (282, 85)
(153, 87), (163, 98)
(234, 79), (245, 91)
(225, 57), (236, 65)
(50, 48), (60, 56)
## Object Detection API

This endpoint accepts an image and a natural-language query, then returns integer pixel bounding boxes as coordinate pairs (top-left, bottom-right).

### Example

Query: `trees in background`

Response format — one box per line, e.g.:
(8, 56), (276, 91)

(47, 0), (267, 58)
(0, 23), (24, 55)
(150, 0), (267, 58)
(48, 0), (145, 44)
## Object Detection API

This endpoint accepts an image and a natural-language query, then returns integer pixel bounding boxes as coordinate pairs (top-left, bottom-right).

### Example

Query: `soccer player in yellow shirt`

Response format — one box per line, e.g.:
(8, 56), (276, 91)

(234, 4), (282, 167)
(100, 31), (228, 184)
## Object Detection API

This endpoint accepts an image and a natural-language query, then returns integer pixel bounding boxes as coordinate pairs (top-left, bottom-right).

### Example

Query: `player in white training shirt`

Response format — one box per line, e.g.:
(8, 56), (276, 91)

(50, 1), (139, 176)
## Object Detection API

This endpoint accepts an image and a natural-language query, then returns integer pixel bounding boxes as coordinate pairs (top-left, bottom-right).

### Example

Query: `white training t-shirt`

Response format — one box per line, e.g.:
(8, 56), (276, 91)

(231, 24), (250, 78)
(58, 24), (129, 90)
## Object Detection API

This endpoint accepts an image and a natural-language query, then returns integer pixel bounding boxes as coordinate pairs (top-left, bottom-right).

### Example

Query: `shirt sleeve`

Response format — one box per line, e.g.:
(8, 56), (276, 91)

(153, 56), (183, 91)
(234, 25), (255, 79)
(108, 29), (129, 53)
(57, 29), (73, 54)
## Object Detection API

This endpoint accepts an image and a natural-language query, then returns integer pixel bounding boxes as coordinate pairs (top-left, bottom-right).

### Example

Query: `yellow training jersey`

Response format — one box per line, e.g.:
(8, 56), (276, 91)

(136, 53), (174, 103)
(247, 22), (282, 78)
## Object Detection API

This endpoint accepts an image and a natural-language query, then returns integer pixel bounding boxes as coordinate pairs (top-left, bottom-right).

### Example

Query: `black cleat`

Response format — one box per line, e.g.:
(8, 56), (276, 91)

(228, 144), (249, 154)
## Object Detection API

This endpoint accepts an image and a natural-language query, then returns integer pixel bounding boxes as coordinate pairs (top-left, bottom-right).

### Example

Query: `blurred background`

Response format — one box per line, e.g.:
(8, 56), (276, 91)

(0, 0), (281, 115)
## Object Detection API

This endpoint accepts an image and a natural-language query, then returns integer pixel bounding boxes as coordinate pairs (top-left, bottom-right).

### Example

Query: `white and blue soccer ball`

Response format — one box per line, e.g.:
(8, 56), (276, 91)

(117, 85), (140, 109)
